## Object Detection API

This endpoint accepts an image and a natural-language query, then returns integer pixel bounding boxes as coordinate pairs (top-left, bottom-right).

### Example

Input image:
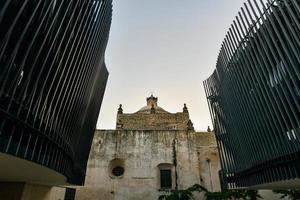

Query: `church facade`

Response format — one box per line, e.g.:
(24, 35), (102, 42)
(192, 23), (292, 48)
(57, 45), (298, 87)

(75, 96), (221, 200)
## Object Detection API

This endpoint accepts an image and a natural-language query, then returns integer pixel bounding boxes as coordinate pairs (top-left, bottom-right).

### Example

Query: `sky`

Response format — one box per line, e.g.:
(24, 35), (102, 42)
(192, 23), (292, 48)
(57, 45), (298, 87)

(97, 0), (246, 131)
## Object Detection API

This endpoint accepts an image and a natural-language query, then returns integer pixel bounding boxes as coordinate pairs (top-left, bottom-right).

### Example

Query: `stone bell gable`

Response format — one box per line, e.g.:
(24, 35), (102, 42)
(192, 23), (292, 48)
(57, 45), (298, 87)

(116, 95), (194, 131)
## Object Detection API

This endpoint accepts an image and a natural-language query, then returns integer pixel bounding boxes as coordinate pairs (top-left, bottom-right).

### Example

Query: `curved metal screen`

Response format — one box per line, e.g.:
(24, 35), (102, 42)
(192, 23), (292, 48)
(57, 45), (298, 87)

(204, 0), (300, 188)
(0, 0), (112, 185)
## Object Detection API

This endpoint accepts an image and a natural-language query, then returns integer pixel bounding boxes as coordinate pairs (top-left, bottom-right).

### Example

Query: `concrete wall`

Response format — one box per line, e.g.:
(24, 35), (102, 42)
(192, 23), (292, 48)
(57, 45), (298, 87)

(21, 184), (66, 200)
(0, 183), (66, 200)
(0, 183), (24, 200)
(75, 130), (221, 200)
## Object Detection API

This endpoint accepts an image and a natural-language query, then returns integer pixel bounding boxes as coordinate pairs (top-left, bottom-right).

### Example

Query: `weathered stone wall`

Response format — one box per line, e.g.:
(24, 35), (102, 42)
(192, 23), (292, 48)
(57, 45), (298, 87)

(75, 130), (221, 200)
(117, 113), (190, 130)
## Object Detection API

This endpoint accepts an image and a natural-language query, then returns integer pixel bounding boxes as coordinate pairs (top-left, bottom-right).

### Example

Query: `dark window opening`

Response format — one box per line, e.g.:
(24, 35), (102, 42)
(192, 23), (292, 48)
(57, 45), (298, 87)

(112, 166), (124, 177)
(64, 188), (76, 200)
(160, 169), (172, 189)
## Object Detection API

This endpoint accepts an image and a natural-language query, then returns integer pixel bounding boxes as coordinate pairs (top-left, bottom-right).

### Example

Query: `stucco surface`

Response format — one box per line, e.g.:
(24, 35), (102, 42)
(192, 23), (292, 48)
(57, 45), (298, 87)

(76, 96), (220, 200)
(76, 130), (220, 200)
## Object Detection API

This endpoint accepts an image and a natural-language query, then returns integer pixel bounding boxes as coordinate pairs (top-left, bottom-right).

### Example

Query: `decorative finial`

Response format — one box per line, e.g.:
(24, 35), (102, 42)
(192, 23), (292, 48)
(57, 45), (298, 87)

(118, 104), (123, 114)
(147, 95), (158, 107)
(150, 104), (156, 114)
(207, 126), (211, 132)
(183, 103), (188, 113)
(187, 120), (194, 131)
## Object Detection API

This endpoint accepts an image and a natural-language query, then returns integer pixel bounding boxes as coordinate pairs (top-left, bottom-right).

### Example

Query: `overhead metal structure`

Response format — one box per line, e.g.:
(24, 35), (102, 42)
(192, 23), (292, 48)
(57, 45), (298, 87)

(0, 0), (112, 185)
(204, 0), (300, 189)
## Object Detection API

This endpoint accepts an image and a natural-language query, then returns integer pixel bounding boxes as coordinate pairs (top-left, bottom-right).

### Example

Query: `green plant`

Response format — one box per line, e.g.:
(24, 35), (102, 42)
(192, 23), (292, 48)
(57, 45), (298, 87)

(158, 184), (208, 200)
(205, 190), (232, 200)
(206, 189), (262, 200)
(244, 189), (262, 200)
(273, 189), (300, 200)
(158, 184), (262, 200)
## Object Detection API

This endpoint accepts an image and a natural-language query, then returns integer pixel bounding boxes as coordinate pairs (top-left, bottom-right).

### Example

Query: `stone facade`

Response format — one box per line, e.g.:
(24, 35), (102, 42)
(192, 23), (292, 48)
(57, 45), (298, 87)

(116, 112), (190, 130)
(116, 95), (192, 131)
(75, 96), (221, 200)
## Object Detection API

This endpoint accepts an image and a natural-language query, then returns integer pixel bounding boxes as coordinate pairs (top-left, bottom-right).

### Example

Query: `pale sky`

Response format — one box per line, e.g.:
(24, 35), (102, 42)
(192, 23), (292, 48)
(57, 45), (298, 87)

(97, 0), (246, 131)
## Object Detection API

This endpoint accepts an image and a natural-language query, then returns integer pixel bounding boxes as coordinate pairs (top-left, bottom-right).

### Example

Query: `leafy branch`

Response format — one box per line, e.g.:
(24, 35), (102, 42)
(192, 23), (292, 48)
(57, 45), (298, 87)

(273, 189), (300, 200)
(159, 184), (262, 200)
